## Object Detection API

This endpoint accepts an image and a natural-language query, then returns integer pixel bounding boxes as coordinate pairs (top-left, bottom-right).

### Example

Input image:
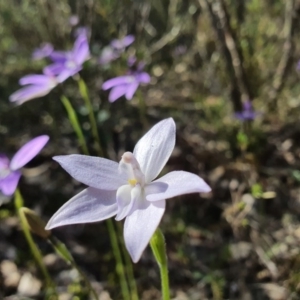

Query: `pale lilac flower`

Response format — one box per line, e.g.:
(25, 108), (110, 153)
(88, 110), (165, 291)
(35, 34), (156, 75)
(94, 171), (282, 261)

(74, 27), (90, 39)
(110, 35), (135, 51)
(44, 32), (90, 83)
(0, 136), (49, 196)
(69, 15), (79, 27)
(234, 101), (260, 121)
(98, 46), (120, 65)
(9, 73), (58, 105)
(173, 45), (187, 57)
(45, 118), (211, 262)
(102, 59), (150, 102)
(32, 43), (54, 60)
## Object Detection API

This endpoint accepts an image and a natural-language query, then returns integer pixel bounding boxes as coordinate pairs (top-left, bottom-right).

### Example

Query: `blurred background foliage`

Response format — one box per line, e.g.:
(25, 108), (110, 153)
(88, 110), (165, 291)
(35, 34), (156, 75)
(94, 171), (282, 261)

(1, 0), (300, 299)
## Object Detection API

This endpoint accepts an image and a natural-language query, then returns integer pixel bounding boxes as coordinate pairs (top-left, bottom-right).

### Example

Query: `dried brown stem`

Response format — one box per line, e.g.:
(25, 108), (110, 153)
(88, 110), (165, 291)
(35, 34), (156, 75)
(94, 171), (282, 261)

(268, 0), (296, 111)
(199, 0), (252, 110)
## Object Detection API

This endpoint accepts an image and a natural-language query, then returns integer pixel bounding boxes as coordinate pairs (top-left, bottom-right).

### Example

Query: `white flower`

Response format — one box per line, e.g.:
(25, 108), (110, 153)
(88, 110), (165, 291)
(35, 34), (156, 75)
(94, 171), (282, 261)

(46, 118), (211, 262)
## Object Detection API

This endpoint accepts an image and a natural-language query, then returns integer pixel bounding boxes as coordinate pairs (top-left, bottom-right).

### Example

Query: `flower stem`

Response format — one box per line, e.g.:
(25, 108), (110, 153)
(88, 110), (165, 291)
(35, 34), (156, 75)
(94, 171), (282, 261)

(60, 95), (89, 155)
(61, 95), (134, 300)
(14, 189), (57, 298)
(106, 219), (131, 300)
(77, 77), (106, 157)
(74, 76), (136, 299)
(48, 235), (99, 300)
(150, 228), (170, 300)
(137, 89), (148, 129)
(116, 222), (139, 300)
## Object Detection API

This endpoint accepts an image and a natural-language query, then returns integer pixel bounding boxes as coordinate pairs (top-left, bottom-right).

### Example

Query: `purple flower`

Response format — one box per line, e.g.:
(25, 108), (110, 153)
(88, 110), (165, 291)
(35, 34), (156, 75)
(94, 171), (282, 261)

(99, 46), (120, 65)
(0, 136), (49, 196)
(69, 15), (79, 27)
(74, 27), (90, 39)
(9, 73), (58, 105)
(234, 101), (260, 121)
(32, 43), (54, 60)
(110, 35), (135, 51)
(44, 32), (90, 83)
(102, 59), (150, 102)
(45, 118), (211, 262)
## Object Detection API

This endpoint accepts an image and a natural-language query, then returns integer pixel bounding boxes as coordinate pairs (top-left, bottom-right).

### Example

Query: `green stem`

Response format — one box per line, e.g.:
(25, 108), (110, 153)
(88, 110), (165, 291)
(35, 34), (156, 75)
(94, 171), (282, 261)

(62, 77), (138, 300)
(150, 228), (170, 300)
(14, 189), (57, 297)
(48, 235), (98, 300)
(106, 219), (131, 300)
(74, 76), (133, 300)
(137, 89), (148, 129)
(77, 77), (106, 157)
(60, 95), (89, 155)
(116, 222), (139, 300)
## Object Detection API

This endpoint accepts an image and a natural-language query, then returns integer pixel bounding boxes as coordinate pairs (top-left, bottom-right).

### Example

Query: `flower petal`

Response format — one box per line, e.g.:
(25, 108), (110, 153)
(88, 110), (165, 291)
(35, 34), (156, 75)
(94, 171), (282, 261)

(19, 75), (51, 86)
(0, 155), (10, 169)
(137, 72), (151, 84)
(32, 43), (53, 60)
(43, 64), (65, 76)
(125, 82), (139, 100)
(45, 188), (117, 229)
(10, 135), (49, 171)
(108, 85), (128, 102)
(73, 34), (90, 65)
(111, 35), (135, 50)
(146, 171), (211, 202)
(53, 155), (127, 190)
(102, 76), (132, 90)
(0, 171), (21, 196)
(124, 199), (166, 263)
(56, 68), (81, 83)
(133, 118), (176, 182)
(9, 85), (54, 105)
(145, 182), (168, 195)
(99, 47), (119, 65)
(115, 185), (133, 221)
(50, 51), (68, 63)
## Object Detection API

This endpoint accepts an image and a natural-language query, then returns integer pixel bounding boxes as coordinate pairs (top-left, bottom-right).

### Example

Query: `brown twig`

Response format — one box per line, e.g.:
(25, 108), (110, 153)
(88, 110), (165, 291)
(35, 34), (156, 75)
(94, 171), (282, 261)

(149, 0), (181, 54)
(199, 0), (252, 111)
(268, 0), (296, 111)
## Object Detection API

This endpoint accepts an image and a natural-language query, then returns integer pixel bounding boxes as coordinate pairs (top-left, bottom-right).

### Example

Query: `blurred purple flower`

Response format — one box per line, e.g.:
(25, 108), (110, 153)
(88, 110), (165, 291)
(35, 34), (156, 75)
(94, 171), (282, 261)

(74, 27), (90, 38)
(44, 32), (90, 82)
(69, 15), (79, 27)
(173, 45), (187, 57)
(234, 101), (259, 121)
(99, 46), (120, 65)
(296, 61), (300, 71)
(32, 43), (54, 60)
(0, 136), (49, 196)
(110, 35), (135, 51)
(102, 60), (150, 102)
(9, 73), (58, 105)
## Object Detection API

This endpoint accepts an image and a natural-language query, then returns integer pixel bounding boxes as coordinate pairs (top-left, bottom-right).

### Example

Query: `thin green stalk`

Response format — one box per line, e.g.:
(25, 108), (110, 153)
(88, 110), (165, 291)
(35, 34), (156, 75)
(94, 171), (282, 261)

(106, 219), (131, 300)
(77, 77), (105, 157)
(74, 76), (133, 300)
(137, 89), (148, 129)
(60, 95), (89, 155)
(116, 222), (139, 300)
(61, 100), (131, 298)
(48, 235), (98, 300)
(150, 228), (170, 300)
(14, 189), (57, 298)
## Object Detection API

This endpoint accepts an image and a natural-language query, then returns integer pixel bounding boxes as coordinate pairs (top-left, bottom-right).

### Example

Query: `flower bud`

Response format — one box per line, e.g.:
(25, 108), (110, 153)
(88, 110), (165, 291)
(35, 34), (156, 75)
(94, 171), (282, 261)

(19, 207), (51, 239)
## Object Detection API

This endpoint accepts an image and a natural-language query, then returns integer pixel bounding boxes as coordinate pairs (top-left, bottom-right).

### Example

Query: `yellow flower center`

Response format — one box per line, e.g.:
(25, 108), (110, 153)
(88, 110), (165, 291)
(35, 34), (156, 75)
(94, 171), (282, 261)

(128, 178), (137, 186)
